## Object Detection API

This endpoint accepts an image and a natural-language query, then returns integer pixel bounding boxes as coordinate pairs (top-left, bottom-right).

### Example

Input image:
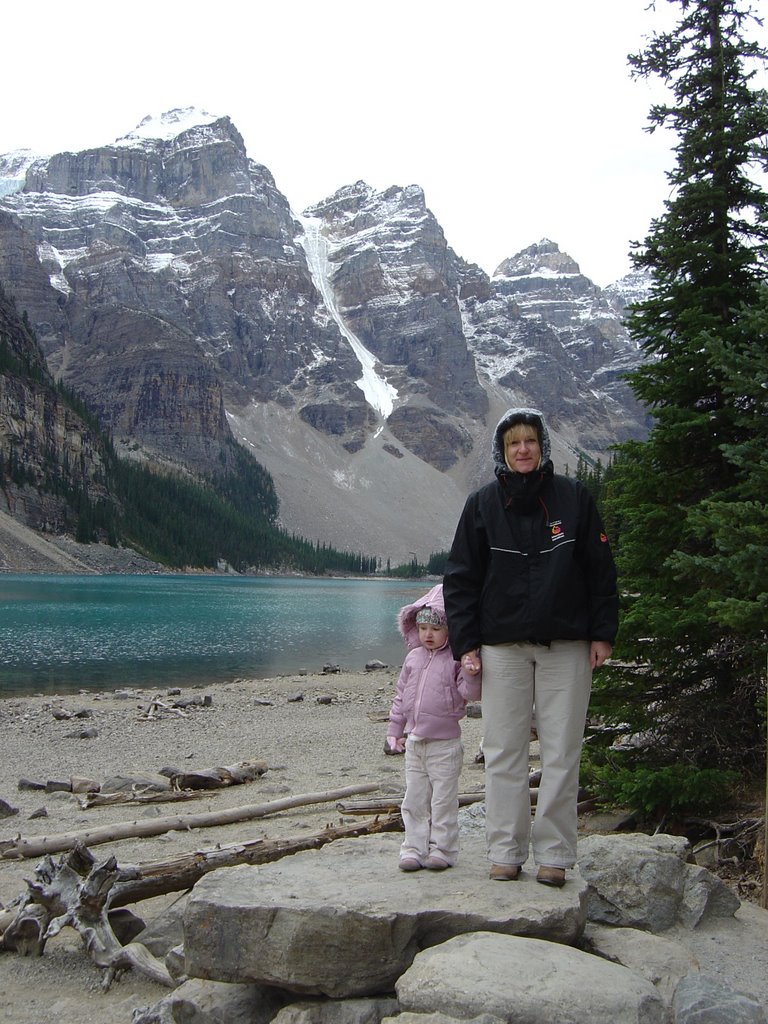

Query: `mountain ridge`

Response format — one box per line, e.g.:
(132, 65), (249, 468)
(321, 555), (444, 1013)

(0, 108), (649, 566)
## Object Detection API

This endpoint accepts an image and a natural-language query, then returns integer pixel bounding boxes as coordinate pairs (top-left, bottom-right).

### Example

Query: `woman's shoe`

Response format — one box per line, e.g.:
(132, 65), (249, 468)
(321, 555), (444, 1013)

(489, 863), (521, 881)
(536, 866), (566, 887)
(399, 858), (422, 872)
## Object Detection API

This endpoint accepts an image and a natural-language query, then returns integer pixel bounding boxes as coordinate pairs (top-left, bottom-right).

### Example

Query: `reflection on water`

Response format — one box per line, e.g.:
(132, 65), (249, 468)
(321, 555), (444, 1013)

(0, 575), (431, 697)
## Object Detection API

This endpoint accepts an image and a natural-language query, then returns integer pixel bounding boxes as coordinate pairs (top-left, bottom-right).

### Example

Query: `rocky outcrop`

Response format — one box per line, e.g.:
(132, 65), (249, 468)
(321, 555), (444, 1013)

(577, 833), (741, 931)
(582, 923), (699, 1004)
(184, 834), (586, 997)
(0, 288), (111, 531)
(135, 829), (759, 1024)
(673, 974), (766, 1024)
(396, 932), (667, 1024)
(304, 182), (488, 422)
(182, 831), (740, 996)
(0, 112), (359, 473)
(461, 239), (649, 451)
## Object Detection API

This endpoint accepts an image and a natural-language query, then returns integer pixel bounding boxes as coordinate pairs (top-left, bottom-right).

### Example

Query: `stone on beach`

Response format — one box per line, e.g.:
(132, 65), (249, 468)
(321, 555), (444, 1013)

(177, 828), (752, 1024)
(396, 931), (667, 1024)
(578, 832), (741, 932)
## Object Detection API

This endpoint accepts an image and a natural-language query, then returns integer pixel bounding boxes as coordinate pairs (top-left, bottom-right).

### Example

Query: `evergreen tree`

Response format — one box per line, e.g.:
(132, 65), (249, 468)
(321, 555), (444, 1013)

(594, 0), (768, 795)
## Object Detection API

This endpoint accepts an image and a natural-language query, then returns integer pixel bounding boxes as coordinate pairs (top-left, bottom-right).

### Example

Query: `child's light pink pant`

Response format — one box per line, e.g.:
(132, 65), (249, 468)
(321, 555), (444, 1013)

(399, 735), (464, 865)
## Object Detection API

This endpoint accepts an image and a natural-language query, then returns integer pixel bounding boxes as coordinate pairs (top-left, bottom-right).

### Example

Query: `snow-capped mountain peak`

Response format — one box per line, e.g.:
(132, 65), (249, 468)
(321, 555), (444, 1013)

(113, 107), (222, 147)
(0, 149), (45, 197)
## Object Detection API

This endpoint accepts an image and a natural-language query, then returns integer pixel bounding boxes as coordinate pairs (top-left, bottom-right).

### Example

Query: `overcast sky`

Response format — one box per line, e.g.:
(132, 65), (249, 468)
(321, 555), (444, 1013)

(3, 0), (759, 287)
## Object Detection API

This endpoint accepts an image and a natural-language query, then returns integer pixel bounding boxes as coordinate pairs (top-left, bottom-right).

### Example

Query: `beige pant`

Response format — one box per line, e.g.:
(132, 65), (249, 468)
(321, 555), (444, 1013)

(400, 736), (464, 865)
(481, 640), (592, 869)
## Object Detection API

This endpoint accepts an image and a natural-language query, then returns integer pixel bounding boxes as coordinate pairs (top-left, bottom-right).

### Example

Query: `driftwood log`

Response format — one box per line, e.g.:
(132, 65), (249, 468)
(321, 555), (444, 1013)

(80, 788), (205, 809)
(78, 759), (270, 807)
(0, 812), (402, 989)
(168, 760), (268, 791)
(337, 786), (593, 816)
(99, 811), (403, 908)
(0, 783), (379, 860)
(20, 759), (269, 805)
(338, 792), (486, 814)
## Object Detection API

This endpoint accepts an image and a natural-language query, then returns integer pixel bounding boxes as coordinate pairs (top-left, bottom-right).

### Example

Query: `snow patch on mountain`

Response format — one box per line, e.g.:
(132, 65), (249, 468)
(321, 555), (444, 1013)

(0, 149), (43, 197)
(113, 107), (221, 147)
(298, 214), (398, 418)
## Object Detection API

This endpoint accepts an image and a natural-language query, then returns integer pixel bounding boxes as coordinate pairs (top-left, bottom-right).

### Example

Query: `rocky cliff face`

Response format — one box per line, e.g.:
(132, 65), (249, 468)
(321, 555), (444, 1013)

(0, 109), (650, 562)
(301, 182), (488, 469)
(462, 239), (648, 453)
(0, 288), (110, 532)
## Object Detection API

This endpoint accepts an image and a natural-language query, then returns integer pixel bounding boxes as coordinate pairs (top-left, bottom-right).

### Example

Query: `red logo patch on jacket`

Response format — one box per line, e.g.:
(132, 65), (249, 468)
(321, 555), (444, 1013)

(549, 521), (567, 543)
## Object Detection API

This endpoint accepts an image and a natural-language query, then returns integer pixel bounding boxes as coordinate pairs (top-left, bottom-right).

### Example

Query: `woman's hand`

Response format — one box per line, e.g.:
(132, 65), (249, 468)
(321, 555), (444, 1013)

(461, 650), (482, 675)
(590, 641), (612, 669)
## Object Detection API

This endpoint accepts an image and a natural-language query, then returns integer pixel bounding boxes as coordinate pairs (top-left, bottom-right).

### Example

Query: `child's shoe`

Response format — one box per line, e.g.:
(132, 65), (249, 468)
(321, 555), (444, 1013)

(424, 856), (450, 870)
(399, 858), (422, 872)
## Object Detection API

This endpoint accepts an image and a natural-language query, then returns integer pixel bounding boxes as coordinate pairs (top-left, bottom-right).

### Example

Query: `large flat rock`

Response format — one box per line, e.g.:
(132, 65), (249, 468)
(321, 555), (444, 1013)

(184, 833), (587, 997)
(396, 931), (667, 1024)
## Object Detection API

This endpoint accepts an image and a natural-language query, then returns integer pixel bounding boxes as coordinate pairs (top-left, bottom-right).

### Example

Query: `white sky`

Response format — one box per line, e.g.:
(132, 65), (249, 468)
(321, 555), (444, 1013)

(2, 0), (760, 287)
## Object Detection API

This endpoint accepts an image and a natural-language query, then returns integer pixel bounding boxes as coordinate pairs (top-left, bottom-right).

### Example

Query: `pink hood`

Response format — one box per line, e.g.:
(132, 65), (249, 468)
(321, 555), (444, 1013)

(397, 583), (446, 650)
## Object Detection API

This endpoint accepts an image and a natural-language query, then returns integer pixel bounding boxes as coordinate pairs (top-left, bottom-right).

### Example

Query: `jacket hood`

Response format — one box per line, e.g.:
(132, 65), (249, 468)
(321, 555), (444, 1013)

(492, 407), (552, 476)
(398, 583), (447, 650)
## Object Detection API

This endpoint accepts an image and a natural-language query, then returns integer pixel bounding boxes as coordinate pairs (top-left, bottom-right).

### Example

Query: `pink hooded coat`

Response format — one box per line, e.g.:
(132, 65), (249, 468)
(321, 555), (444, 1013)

(387, 583), (481, 742)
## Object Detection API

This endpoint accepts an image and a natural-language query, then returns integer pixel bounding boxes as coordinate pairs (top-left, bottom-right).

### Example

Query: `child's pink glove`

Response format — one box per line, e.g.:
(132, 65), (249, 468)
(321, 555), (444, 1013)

(385, 735), (405, 754)
(461, 650), (482, 676)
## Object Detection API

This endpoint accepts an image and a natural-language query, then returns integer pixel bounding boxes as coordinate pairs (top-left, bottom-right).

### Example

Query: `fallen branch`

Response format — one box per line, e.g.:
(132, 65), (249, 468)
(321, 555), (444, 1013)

(338, 792), (486, 815)
(0, 844), (174, 988)
(0, 783), (379, 860)
(109, 811), (403, 907)
(338, 786), (592, 816)
(20, 761), (268, 805)
(138, 697), (189, 720)
(169, 760), (267, 790)
(80, 788), (206, 809)
(79, 760), (270, 807)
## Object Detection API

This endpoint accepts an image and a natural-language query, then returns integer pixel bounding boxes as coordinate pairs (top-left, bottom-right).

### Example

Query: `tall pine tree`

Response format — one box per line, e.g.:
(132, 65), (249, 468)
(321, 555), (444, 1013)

(595, 0), (768, 787)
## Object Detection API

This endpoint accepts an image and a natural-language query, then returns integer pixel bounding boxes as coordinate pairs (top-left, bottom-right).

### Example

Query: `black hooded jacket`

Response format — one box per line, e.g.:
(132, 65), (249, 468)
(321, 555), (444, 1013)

(443, 408), (619, 660)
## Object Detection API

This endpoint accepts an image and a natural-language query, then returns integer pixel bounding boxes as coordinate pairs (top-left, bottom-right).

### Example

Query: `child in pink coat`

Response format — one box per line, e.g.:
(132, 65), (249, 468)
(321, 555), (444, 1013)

(387, 583), (481, 871)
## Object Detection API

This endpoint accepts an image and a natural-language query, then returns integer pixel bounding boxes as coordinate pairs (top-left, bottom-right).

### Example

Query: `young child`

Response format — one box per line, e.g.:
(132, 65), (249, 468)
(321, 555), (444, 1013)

(386, 583), (481, 872)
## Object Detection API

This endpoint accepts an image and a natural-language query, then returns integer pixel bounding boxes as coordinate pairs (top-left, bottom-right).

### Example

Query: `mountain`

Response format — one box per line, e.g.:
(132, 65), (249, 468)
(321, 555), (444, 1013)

(0, 108), (650, 566)
(0, 281), (112, 534)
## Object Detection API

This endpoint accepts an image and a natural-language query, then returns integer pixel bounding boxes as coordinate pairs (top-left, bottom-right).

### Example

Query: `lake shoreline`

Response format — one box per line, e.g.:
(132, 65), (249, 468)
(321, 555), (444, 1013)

(1, 667), (767, 1024)
(0, 509), (438, 583)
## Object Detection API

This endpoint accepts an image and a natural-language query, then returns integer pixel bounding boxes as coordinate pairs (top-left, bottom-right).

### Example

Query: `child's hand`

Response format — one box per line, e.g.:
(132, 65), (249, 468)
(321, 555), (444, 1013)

(385, 735), (405, 754)
(461, 650), (482, 676)
(460, 651), (483, 675)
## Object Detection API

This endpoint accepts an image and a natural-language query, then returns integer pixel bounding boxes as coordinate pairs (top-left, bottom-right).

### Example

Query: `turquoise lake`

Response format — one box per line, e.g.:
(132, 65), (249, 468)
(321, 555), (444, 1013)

(0, 575), (431, 697)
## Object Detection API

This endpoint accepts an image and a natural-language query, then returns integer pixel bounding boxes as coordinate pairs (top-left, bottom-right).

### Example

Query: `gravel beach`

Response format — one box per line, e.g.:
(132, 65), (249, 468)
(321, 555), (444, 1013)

(0, 669), (766, 1024)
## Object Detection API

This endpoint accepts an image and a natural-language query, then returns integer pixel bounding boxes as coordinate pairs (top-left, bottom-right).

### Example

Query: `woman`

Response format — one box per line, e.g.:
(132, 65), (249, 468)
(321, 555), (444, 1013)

(443, 408), (618, 886)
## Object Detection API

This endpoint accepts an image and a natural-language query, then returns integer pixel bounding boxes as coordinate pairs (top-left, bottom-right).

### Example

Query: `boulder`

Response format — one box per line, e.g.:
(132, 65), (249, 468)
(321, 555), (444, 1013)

(673, 972), (767, 1024)
(384, 1015), (505, 1024)
(582, 922), (699, 1003)
(577, 833), (739, 931)
(396, 930), (666, 1024)
(132, 977), (284, 1024)
(133, 893), (188, 958)
(184, 833), (587, 997)
(271, 996), (399, 1024)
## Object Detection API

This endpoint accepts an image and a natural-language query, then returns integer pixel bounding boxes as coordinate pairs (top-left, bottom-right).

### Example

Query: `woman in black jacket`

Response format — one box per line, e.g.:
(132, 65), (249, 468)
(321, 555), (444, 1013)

(443, 408), (618, 886)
